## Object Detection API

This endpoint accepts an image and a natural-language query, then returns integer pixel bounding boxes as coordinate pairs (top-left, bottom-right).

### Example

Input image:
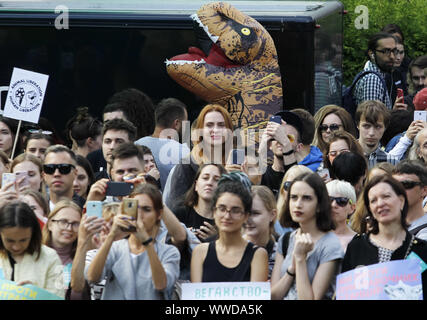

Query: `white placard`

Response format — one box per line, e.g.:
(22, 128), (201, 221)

(3, 67), (49, 123)
(181, 282), (270, 300)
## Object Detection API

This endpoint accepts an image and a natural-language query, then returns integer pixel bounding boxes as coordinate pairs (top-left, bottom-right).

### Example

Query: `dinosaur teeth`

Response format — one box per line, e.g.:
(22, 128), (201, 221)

(165, 59), (206, 66)
(190, 13), (219, 43)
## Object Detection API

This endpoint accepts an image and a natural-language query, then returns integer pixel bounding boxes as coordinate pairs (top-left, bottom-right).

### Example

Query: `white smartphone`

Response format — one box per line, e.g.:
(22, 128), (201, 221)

(2, 173), (16, 190)
(414, 111), (427, 122)
(86, 201), (103, 218)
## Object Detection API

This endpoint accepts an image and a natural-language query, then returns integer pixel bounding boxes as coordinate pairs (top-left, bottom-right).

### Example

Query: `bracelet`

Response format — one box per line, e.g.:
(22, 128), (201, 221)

(282, 149), (294, 156)
(286, 269), (295, 277)
(141, 237), (153, 246)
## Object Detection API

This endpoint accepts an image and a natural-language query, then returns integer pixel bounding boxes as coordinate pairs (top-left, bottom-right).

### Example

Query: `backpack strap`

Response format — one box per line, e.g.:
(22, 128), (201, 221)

(350, 70), (388, 101)
(409, 223), (427, 236)
(281, 231), (292, 256)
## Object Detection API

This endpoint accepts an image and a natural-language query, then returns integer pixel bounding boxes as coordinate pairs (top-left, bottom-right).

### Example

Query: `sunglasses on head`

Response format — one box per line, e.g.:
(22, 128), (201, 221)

(330, 196), (352, 207)
(43, 163), (75, 175)
(400, 180), (422, 190)
(28, 129), (53, 135)
(283, 181), (292, 191)
(319, 124), (341, 132)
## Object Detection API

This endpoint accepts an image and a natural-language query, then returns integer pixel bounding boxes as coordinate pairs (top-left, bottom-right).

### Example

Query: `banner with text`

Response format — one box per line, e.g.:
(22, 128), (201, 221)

(336, 259), (423, 300)
(182, 282), (270, 300)
(0, 279), (63, 300)
(3, 67), (49, 123)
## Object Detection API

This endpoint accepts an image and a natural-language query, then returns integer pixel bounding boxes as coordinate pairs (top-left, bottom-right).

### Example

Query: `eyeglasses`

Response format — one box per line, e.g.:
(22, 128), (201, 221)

(283, 181), (292, 191)
(28, 129), (53, 135)
(319, 124), (341, 132)
(400, 180), (422, 190)
(328, 149), (350, 157)
(43, 163), (75, 175)
(395, 50), (405, 56)
(214, 205), (245, 218)
(51, 219), (80, 231)
(375, 48), (398, 56)
(330, 196), (352, 207)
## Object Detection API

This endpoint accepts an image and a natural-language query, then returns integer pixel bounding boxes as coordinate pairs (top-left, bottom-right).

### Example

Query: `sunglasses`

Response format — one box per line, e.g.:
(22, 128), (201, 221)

(400, 180), (422, 190)
(319, 124), (341, 132)
(283, 181), (292, 191)
(28, 129), (53, 135)
(330, 196), (352, 207)
(43, 163), (75, 175)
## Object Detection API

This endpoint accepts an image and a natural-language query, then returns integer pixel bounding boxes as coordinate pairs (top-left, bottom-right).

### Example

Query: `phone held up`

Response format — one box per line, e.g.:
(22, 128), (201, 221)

(105, 181), (134, 197)
(86, 201), (103, 218)
(121, 198), (138, 232)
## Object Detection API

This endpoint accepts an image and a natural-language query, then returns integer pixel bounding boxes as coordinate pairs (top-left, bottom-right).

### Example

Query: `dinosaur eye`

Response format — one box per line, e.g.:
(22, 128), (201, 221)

(241, 28), (250, 36)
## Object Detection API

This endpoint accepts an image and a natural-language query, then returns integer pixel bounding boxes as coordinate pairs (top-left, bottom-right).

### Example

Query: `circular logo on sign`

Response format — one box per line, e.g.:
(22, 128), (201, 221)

(9, 80), (42, 113)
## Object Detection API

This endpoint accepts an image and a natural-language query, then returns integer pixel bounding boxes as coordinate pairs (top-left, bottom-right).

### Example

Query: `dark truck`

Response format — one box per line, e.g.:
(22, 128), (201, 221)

(0, 0), (343, 136)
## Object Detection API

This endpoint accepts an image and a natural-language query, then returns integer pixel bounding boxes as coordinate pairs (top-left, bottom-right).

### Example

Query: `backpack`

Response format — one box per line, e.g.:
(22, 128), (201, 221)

(341, 70), (387, 118)
(409, 223), (427, 237)
(281, 231), (292, 256)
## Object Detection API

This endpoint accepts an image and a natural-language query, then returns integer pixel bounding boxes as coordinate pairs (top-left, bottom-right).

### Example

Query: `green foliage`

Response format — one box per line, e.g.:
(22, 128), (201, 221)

(340, 0), (427, 85)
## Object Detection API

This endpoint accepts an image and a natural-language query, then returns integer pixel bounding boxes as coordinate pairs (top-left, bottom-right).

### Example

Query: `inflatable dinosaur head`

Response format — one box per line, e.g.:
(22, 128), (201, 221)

(166, 1), (283, 133)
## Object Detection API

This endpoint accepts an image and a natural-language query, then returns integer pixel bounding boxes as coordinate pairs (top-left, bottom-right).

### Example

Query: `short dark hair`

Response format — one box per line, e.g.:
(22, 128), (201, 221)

(381, 23), (404, 43)
(355, 100), (391, 127)
(291, 108), (315, 145)
(111, 142), (144, 166)
(408, 55), (427, 77)
(392, 159), (427, 186)
(363, 174), (409, 234)
(332, 151), (367, 185)
(108, 88), (155, 138)
(0, 201), (42, 260)
(280, 172), (335, 231)
(155, 98), (187, 128)
(367, 32), (398, 58)
(44, 144), (77, 165)
(102, 118), (137, 142)
(212, 175), (252, 214)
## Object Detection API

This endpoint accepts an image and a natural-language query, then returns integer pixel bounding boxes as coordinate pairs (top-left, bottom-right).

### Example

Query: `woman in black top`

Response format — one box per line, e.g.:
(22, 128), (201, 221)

(342, 175), (427, 298)
(191, 172), (268, 282)
(174, 163), (226, 242)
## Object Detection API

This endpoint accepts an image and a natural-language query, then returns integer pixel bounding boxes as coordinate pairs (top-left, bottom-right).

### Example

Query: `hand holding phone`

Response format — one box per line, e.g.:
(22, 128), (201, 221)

(2, 173), (16, 191)
(106, 181), (134, 196)
(397, 88), (404, 103)
(120, 198), (138, 232)
(15, 171), (29, 188)
(86, 201), (103, 218)
(269, 115), (282, 124)
(230, 149), (245, 165)
(414, 111), (427, 122)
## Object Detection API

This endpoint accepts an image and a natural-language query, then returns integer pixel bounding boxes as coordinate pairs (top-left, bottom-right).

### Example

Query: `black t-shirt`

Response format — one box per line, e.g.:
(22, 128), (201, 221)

(261, 165), (285, 197)
(174, 206), (214, 242)
(86, 149), (106, 174)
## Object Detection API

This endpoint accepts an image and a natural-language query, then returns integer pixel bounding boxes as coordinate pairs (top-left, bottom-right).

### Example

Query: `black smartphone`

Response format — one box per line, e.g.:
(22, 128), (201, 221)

(105, 181), (134, 196)
(231, 149), (245, 165)
(269, 115), (282, 124)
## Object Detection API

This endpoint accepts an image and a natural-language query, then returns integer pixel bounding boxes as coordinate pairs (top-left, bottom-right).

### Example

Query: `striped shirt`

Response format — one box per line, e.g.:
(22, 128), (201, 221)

(366, 145), (399, 169)
(354, 61), (393, 109)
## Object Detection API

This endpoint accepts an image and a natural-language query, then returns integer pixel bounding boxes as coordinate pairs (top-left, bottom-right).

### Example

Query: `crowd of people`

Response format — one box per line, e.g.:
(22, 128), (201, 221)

(0, 24), (427, 300)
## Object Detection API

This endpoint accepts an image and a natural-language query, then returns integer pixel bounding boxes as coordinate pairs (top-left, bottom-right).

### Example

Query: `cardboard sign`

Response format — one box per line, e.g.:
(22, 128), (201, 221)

(336, 259), (423, 300)
(0, 279), (63, 300)
(181, 282), (270, 300)
(3, 67), (49, 123)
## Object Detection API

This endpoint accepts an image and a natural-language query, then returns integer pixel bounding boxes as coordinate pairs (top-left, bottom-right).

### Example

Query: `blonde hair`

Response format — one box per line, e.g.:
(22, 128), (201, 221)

(251, 185), (277, 237)
(42, 199), (82, 256)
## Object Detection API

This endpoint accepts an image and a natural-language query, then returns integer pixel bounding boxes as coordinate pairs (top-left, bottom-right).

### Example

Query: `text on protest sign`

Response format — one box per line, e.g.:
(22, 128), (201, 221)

(181, 282), (270, 300)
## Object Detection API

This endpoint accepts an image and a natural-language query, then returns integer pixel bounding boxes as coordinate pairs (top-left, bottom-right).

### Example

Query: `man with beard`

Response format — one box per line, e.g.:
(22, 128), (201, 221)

(354, 32), (407, 110)
(405, 55), (427, 112)
(355, 100), (399, 168)
(135, 97), (190, 191)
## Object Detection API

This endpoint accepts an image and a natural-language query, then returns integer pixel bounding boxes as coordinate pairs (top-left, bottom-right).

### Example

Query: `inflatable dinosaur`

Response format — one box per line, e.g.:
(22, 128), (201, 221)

(166, 1), (283, 138)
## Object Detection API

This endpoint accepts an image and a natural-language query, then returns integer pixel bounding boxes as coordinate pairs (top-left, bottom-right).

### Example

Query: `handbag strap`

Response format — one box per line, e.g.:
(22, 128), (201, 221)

(403, 234), (415, 259)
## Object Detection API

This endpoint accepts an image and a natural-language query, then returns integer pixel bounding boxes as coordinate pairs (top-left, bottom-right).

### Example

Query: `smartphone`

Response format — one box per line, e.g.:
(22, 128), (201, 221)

(414, 111), (427, 122)
(15, 171), (29, 188)
(397, 88), (404, 103)
(105, 181), (134, 196)
(269, 115), (282, 124)
(317, 168), (330, 180)
(2, 173), (16, 190)
(86, 201), (103, 218)
(102, 202), (121, 222)
(230, 149), (245, 165)
(121, 198), (138, 232)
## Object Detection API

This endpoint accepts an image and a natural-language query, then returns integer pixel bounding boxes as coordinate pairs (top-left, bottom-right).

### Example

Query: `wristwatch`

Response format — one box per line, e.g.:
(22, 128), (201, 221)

(142, 237), (153, 246)
(282, 149), (294, 156)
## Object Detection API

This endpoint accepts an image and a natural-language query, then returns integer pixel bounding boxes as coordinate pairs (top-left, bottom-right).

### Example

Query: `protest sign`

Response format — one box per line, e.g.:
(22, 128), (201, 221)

(336, 259), (423, 300)
(181, 282), (270, 300)
(0, 279), (63, 300)
(3, 67), (48, 123)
